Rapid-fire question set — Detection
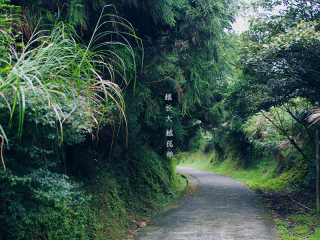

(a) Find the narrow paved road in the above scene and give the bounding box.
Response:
[135,167,278,240]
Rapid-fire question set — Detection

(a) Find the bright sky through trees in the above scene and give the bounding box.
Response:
[232,15,249,33]
[231,0,285,33]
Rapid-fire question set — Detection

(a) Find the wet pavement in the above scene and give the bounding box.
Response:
[135,167,278,240]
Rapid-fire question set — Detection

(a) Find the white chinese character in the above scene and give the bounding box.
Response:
[166,140,173,148]
[165,93,172,101]
[165,104,172,112]
[166,129,173,137]
[166,115,173,122]
[167,151,174,158]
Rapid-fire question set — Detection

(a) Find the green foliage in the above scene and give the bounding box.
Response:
[0,2,21,68]
[240,20,320,88]
[10,0,107,29]
[0,5,151,239]
[0,167,91,239]
[84,146,180,239]
[176,141,308,192]
[0,156,180,239]
[242,99,313,165]
[228,19,320,117]
[189,131,207,152]
[0,143,180,239]
[0,0,238,239]
[0,7,141,167]
[112,0,238,156]
[222,0,320,198]
[276,212,320,239]
[257,0,320,23]
[116,0,185,27]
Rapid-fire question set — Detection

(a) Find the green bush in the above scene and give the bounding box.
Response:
[0,167,91,239]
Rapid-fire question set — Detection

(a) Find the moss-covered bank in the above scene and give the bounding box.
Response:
[0,146,183,240]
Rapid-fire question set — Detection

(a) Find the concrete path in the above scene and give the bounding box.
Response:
[135,167,278,240]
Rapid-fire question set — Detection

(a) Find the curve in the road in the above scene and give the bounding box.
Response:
[135,167,278,240]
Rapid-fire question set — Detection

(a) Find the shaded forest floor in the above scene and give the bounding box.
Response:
[256,190,315,220]
[256,190,320,239]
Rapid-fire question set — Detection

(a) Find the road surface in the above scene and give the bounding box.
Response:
[135,167,278,240]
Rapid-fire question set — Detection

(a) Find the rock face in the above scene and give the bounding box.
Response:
[135,167,278,240]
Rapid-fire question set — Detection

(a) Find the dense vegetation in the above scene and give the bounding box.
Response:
[0,0,236,239]
[2,0,320,239]
[226,0,320,193]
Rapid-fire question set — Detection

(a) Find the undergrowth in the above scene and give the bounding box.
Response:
[176,149,307,193]
[0,8,183,239]
[0,146,181,240]
[276,211,320,239]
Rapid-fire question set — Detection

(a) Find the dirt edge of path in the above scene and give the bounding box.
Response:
[128,171,200,239]
[176,171,200,197]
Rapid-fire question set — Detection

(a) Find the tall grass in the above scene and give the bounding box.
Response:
[0,6,140,169]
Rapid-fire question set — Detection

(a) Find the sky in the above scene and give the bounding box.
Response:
[232,15,250,33]
[231,0,255,33]
[231,0,285,33]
